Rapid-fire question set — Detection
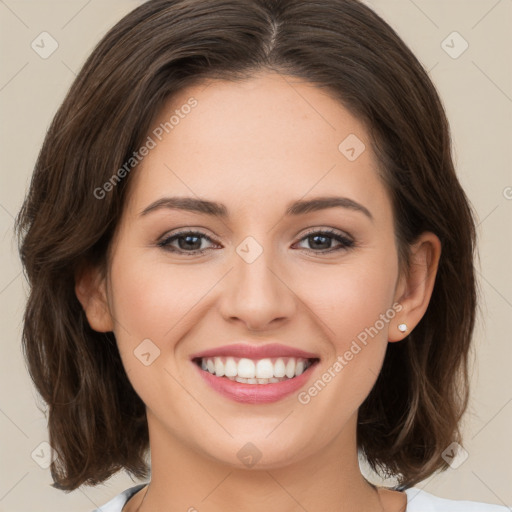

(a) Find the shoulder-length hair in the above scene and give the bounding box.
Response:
[16,0,477,491]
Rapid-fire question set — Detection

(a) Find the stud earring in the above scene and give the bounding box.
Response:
[398,323,408,333]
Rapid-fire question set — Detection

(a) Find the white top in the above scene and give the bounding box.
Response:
[93,483,510,511]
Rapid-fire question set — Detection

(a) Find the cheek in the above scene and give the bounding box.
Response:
[109,250,213,336]
[106,254,208,417]
[309,256,399,348]
[294,269,398,434]
[107,250,216,382]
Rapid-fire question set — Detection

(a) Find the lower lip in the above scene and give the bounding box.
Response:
[194,361,319,404]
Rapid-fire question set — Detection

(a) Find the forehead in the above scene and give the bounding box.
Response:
[124,71,391,224]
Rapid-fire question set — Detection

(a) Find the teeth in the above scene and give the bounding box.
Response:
[235,377,276,384]
[255,359,274,379]
[199,356,314,383]
[274,358,286,378]
[285,358,295,378]
[238,358,255,378]
[224,357,237,377]
[214,358,225,377]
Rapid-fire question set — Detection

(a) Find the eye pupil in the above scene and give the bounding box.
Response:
[309,234,330,250]
[179,235,201,250]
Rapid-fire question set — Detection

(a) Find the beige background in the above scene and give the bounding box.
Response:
[0,1,511,510]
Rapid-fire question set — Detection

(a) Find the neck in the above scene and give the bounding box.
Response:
[129,411,394,512]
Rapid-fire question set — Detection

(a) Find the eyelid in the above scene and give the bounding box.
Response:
[156,229,219,248]
[157,226,352,243]
[299,226,353,240]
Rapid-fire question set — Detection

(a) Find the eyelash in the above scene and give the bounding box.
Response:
[156,228,355,256]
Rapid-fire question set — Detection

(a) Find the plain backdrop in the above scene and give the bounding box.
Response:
[0,1,511,511]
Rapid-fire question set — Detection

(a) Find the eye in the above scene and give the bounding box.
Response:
[294,228,354,254]
[157,228,355,256]
[157,230,218,254]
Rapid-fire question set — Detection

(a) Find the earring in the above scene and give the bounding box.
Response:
[398,323,408,333]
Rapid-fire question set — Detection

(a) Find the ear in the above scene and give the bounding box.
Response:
[389,231,441,342]
[75,264,114,332]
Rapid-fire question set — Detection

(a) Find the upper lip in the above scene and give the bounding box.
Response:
[190,343,320,361]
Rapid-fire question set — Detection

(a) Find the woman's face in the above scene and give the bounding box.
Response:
[96,71,417,469]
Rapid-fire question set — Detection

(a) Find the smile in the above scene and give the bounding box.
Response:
[194,356,317,384]
[192,356,320,404]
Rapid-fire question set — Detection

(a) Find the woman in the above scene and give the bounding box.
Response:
[15,0,509,511]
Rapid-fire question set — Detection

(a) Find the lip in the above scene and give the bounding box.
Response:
[189,343,320,361]
[194,360,320,404]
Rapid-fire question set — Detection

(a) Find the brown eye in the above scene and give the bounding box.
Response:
[295,229,354,253]
[157,231,218,254]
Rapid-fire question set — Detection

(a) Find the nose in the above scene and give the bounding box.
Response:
[217,240,297,331]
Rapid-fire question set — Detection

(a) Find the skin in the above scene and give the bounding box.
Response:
[76,71,441,512]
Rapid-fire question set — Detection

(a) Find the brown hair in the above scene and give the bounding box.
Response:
[16,0,477,492]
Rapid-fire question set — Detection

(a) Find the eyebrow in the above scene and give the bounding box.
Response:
[139,195,373,221]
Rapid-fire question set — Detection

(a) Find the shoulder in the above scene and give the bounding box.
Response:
[92,484,511,512]
[405,487,510,511]
[92,483,148,512]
